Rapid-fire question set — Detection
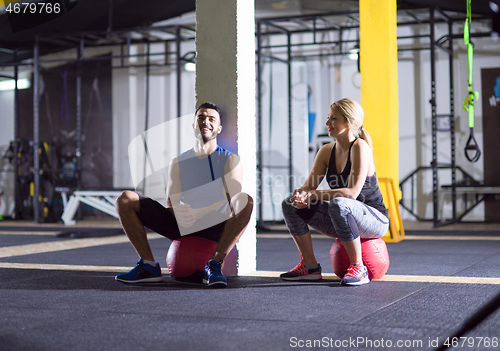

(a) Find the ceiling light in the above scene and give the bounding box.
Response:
[490,1,499,13]
[184,62,196,72]
[0,78,30,91]
[348,47,359,61]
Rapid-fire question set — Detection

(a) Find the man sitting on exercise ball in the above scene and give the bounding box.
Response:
[115,102,253,288]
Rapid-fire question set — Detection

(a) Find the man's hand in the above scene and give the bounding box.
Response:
[174,203,198,227]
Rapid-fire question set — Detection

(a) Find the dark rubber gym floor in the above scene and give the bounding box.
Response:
[1,220,500,351]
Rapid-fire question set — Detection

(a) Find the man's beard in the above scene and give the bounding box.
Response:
[201,129,218,143]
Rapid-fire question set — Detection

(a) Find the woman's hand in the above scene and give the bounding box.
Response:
[291,189,318,209]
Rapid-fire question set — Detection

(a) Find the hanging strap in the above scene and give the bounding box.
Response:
[462,0,481,162]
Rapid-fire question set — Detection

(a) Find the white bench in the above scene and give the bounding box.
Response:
[60,190,124,225]
[439,185,500,221]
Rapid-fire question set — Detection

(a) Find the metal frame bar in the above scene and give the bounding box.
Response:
[3,7,493,225]
[255,7,491,226]
[287,31,293,195]
[400,7,489,226]
[446,9,457,223]
[256,21,263,227]
[75,38,83,221]
[12,49,21,220]
[176,25,182,155]
[2,23,194,223]
[429,7,439,227]
[33,36,40,223]
[399,166,480,222]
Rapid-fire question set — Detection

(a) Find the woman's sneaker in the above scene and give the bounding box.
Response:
[280,261,322,281]
[340,261,369,286]
[115,259,163,283]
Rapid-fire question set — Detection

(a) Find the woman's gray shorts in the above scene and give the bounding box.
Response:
[281,195,389,242]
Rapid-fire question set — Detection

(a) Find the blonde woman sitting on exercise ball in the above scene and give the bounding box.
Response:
[280,98,389,286]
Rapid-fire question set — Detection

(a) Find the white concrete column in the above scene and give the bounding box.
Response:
[195,0,256,274]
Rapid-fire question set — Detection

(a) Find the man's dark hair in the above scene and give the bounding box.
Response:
[195,102,222,121]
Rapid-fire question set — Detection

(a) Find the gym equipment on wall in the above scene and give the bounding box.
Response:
[4,139,58,221]
[14,25,194,223]
[462,0,481,163]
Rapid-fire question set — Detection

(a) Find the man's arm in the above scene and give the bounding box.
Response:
[223,154,243,199]
[166,157,180,208]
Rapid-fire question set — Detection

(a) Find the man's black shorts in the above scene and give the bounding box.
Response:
[137,194,228,242]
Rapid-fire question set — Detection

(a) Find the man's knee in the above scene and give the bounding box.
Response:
[116,190,139,212]
[231,192,253,218]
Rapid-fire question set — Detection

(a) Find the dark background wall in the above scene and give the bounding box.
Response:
[17,55,113,220]
[481,67,500,222]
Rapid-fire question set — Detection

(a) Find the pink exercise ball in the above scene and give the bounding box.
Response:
[330,237,390,280]
[166,236,238,279]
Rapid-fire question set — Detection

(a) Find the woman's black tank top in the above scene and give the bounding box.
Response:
[325,140,388,217]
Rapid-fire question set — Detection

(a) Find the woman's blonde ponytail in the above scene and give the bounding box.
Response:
[359,126,373,149]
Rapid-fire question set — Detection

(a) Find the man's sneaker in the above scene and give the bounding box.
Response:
[115,259,163,283]
[203,260,227,287]
[340,261,369,286]
[280,261,322,281]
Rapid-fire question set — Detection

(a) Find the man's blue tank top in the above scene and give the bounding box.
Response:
[176,146,233,208]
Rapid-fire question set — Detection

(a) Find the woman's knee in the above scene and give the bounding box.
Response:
[328,197,354,215]
[282,195,311,225]
[281,195,294,212]
[328,198,358,241]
